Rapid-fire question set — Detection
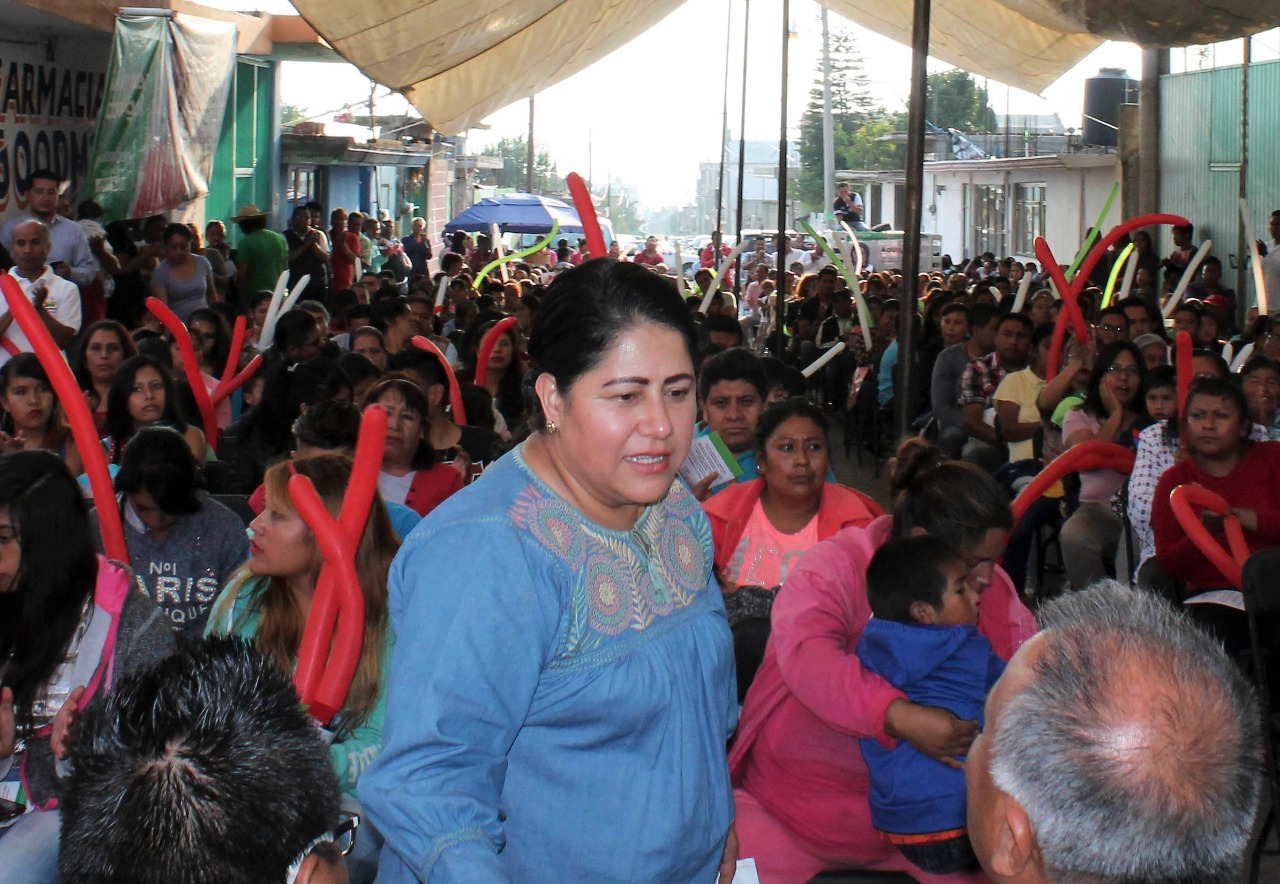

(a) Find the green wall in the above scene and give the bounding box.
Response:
[1160,58,1280,307]
[208,58,278,245]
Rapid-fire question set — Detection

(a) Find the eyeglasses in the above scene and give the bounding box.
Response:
[285,814,358,883]
[1099,324,1127,334]
[1105,364,1142,377]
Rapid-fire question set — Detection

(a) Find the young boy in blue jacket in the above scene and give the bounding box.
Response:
[856,535,1006,874]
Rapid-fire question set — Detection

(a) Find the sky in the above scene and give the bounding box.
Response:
[209,0,1155,208]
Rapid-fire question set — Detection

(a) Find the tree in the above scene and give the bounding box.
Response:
[280,103,306,126]
[798,24,902,209]
[478,137,560,193]
[926,71,996,133]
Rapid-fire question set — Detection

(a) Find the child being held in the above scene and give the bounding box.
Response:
[856,535,1006,875]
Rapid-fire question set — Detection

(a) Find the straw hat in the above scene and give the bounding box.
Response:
[231,204,269,222]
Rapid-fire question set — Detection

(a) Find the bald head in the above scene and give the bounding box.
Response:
[10,219,51,277]
[968,581,1262,883]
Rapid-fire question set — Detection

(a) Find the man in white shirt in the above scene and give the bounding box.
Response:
[1258,209,1280,314]
[1,219,82,365]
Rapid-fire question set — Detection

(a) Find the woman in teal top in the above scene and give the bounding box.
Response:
[359,260,739,883]
[206,454,399,883]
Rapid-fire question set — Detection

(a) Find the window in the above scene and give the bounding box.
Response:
[1013,183,1046,255]
[965,184,1005,257]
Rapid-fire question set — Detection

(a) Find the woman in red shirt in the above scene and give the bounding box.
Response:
[1152,376,1280,592]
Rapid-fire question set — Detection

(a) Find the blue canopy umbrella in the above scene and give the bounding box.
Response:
[443,192,586,235]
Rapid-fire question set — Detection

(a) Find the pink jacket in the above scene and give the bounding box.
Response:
[703,479,882,575]
[728,516,1036,855]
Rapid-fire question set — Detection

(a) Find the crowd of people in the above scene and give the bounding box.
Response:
[0,167,1271,884]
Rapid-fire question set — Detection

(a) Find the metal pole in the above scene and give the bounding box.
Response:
[773,0,790,358]
[526,96,535,193]
[715,0,733,236]
[896,0,931,441]
[821,7,835,218]
[1237,35,1251,329]
[734,0,751,297]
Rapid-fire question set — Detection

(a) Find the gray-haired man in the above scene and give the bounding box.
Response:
[966,581,1263,884]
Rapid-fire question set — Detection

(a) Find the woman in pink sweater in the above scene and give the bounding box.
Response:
[729,438,1036,883]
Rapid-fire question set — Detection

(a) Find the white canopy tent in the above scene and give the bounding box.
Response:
[288,0,1280,134]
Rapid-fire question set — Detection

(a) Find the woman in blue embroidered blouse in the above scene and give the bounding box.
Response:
[359,259,739,883]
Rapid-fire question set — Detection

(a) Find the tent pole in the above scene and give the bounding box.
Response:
[526,96,535,193]
[896,0,931,441]
[715,0,732,236]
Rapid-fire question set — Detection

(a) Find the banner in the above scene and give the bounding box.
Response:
[86,15,236,220]
[0,48,107,220]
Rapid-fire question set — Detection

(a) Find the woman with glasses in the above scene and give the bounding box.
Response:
[363,374,464,517]
[729,437,1034,884]
[1059,341,1146,591]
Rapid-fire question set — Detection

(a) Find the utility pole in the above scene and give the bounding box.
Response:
[526,96,535,193]
[821,7,835,221]
[773,0,790,358]
[715,0,733,236]
[733,0,751,296]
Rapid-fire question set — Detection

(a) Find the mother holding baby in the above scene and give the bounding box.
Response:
[729,437,1036,883]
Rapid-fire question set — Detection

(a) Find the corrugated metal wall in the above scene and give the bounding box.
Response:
[1160,59,1280,306]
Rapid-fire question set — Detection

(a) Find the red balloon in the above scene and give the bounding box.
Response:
[145,298,219,448]
[474,316,517,390]
[411,335,467,424]
[210,315,263,407]
[1035,237,1090,346]
[0,275,129,563]
[289,407,387,724]
[567,171,607,261]
[1011,441,1134,524]
[1169,484,1250,589]
[1175,330,1194,448]
[1073,213,1190,293]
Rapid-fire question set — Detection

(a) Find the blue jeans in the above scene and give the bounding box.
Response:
[0,809,61,884]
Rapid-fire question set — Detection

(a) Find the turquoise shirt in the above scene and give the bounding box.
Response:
[359,447,737,883]
[205,575,393,795]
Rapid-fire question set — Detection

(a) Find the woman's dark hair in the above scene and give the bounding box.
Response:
[1182,377,1250,449]
[162,222,193,245]
[115,426,203,516]
[292,398,361,452]
[134,332,175,370]
[1030,322,1056,351]
[350,326,386,352]
[364,373,436,468]
[105,355,187,462]
[755,398,829,453]
[188,307,232,373]
[1081,340,1145,419]
[0,450,98,732]
[526,260,696,429]
[249,289,274,315]
[0,354,61,445]
[72,320,137,393]
[888,437,1012,551]
[519,292,541,314]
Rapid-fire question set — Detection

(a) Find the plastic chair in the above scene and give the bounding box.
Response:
[1241,551,1280,882]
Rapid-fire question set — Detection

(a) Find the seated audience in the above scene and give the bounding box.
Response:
[363,374,463,517]
[0,353,82,476]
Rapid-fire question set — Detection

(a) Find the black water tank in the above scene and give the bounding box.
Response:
[1082,68,1138,147]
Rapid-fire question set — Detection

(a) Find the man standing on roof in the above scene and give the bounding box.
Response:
[834,182,867,231]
